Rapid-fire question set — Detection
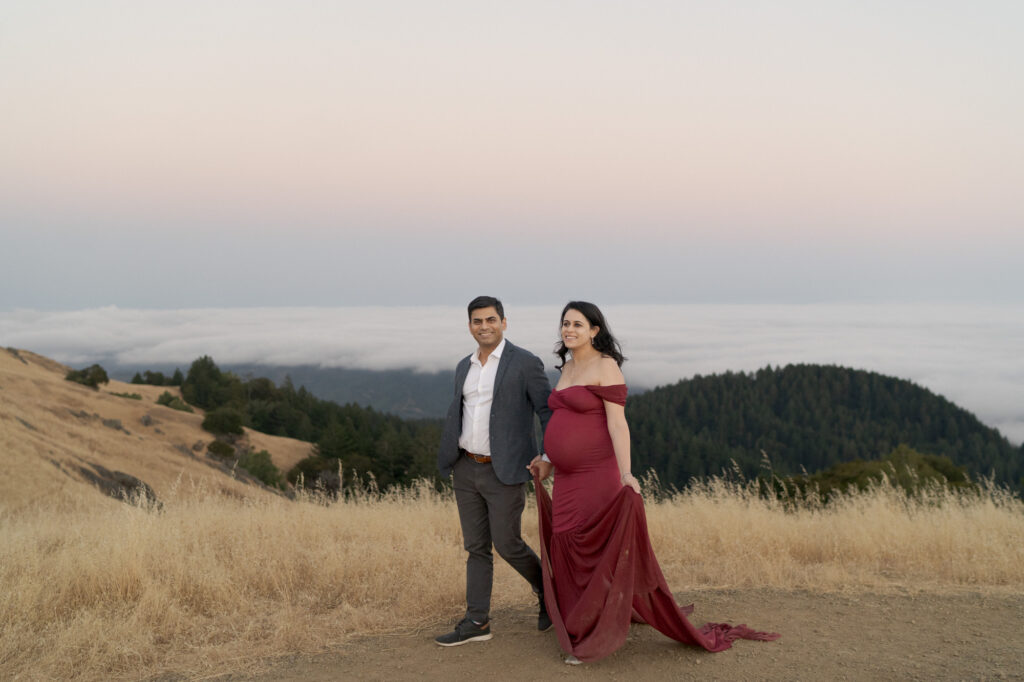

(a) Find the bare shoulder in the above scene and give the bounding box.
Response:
[598,357,625,385]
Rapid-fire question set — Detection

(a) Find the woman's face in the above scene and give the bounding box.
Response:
[561,308,598,351]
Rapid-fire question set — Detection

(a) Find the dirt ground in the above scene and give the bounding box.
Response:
[227,588,1024,681]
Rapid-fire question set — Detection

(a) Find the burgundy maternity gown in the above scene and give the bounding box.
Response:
[536,384,779,662]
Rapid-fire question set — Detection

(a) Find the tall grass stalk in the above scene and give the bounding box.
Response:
[2,475,1022,680]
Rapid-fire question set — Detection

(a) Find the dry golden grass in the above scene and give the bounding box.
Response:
[2,477,1023,680]
[0,482,468,680]
[645,475,1024,592]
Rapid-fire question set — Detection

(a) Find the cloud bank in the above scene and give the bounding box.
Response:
[3,303,1022,445]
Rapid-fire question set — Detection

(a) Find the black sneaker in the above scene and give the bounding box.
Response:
[434,618,492,646]
[538,594,553,632]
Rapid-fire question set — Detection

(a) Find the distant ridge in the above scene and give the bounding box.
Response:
[107,362,453,419]
[226,364,455,419]
[627,364,1024,490]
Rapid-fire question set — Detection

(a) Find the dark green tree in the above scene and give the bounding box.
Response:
[202,407,245,436]
[143,370,168,385]
[182,356,223,408]
[182,356,244,409]
[65,364,109,389]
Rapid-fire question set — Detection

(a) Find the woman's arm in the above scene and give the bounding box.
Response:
[600,359,640,494]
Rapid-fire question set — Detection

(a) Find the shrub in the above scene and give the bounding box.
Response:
[101,418,125,432]
[156,391,194,413]
[238,449,284,488]
[65,364,109,390]
[207,440,235,459]
[762,444,977,504]
[110,392,143,400]
[202,407,245,436]
[287,455,341,493]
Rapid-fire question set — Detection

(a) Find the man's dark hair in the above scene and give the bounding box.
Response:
[467,295,504,321]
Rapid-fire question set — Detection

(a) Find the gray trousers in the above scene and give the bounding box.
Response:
[453,454,543,623]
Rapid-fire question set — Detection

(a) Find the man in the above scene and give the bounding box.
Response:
[435,295,553,646]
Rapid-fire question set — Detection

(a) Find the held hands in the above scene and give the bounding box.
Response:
[621,472,641,495]
[528,455,553,481]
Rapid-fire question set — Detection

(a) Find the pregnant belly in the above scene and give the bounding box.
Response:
[545,411,616,474]
[546,410,621,533]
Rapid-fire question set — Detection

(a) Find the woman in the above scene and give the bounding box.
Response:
[528,301,778,664]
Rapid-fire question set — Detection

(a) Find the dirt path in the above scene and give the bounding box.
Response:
[233,588,1024,681]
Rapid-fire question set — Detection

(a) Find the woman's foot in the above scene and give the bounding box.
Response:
[564,654,582,665]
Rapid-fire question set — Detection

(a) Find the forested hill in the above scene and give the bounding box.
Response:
[626,364,1023,490]
[120,356,1021,493]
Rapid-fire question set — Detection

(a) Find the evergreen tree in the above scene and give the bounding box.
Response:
[202,407,245,436]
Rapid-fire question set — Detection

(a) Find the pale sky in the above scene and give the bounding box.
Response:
[2,1,1023,309]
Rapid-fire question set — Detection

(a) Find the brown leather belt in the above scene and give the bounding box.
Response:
[461,448,492,464]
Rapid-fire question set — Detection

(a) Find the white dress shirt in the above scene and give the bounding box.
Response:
[458,338,506,456]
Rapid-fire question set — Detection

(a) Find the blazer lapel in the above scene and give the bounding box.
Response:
[454,356,471,399]
[492,341,515,399]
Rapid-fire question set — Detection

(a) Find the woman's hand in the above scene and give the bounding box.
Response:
[528,455,553,481]
[621,472,640,495]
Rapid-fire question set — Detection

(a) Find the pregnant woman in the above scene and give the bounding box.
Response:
[529,301,778,664]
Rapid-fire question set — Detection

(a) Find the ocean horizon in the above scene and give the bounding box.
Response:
[3,302,1022,445]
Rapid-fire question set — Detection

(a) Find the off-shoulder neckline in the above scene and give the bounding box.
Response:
[552,383,627,392]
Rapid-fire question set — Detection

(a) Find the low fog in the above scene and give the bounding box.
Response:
[3,303,1021,445]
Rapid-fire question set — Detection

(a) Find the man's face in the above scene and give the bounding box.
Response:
[468,306,507,350]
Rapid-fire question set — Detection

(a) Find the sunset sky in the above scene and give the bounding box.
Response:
[2,1,1022,309]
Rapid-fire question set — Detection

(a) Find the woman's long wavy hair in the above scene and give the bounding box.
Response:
[554,301,626,370]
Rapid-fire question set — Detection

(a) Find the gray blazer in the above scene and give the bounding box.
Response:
[437,340,553,485]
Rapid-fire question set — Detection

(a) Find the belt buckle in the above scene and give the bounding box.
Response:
[463,449,490,463]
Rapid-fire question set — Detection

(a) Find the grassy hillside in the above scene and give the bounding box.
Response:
[0,348,312,513]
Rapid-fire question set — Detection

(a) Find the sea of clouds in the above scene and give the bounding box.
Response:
[3,303,1022,445]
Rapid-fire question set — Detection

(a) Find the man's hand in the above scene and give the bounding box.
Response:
[528,455,553,481]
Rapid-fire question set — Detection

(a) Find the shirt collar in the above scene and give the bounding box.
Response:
[472,337,507,365]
